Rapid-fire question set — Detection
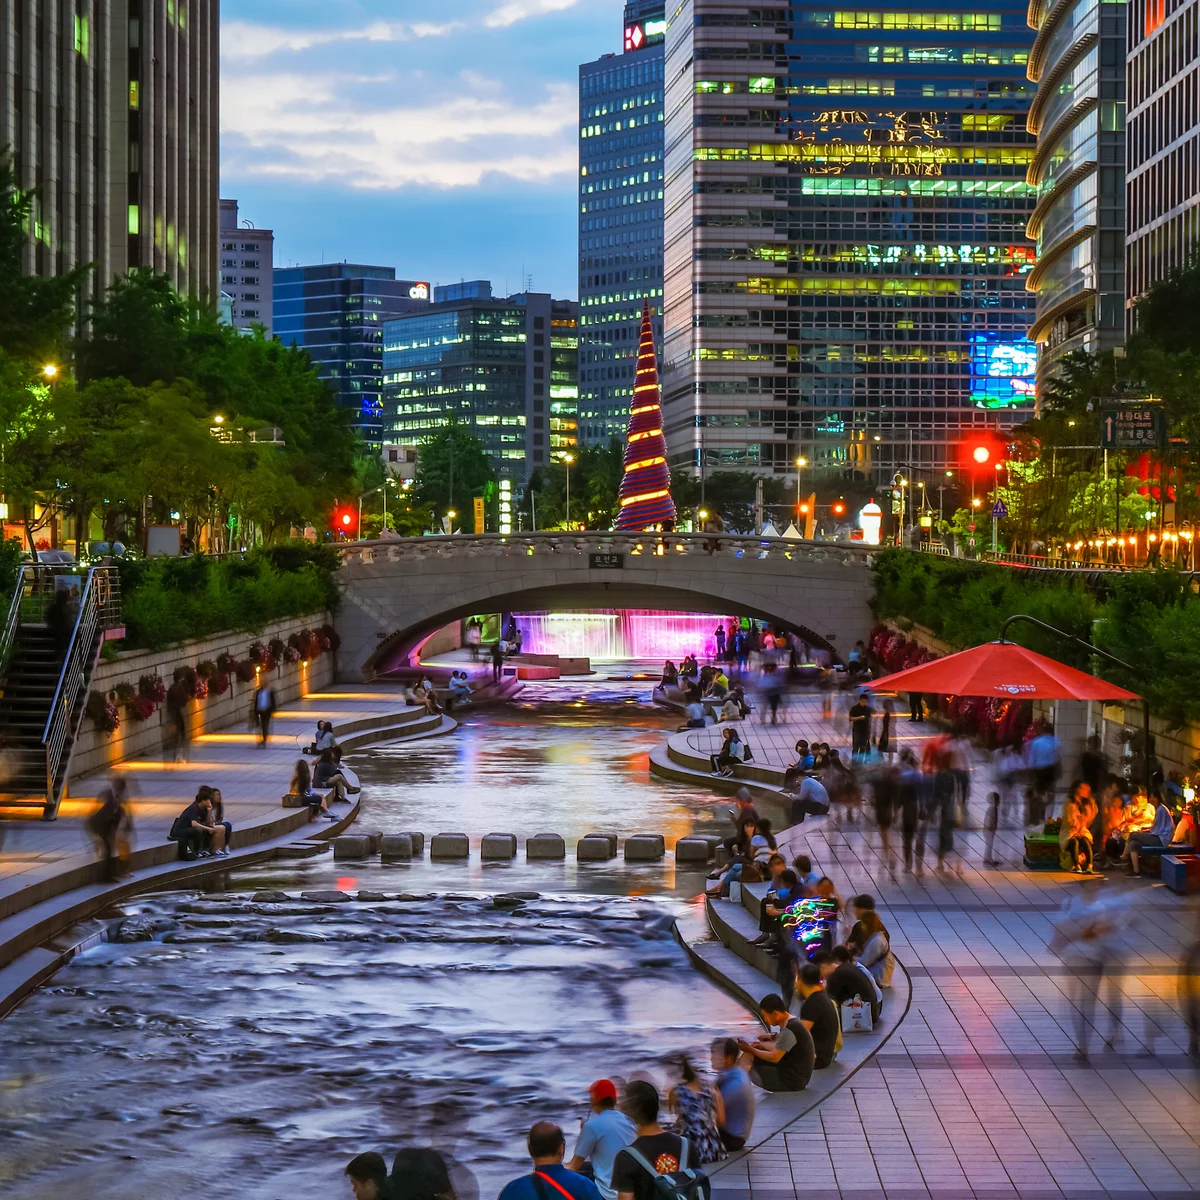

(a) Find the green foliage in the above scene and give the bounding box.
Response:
[117,545,337,650]
[873,549,1200,727]
[524,440,624,529]
[413,419,495,515]
[671,471,795,533]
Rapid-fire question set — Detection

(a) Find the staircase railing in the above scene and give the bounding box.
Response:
[0,565,35,681]
[40,565,121,820]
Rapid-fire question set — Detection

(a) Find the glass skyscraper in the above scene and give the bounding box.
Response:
[661,1,1039,486]
[382,285,578,483]
[577,1,666,445]
[273,264,431,444]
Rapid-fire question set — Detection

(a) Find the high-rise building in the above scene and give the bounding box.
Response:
[273,264,431,443]
[1126,0,1198,310]
[661,1,1039,486]
[577,0,666,446]
[219,200,274,335]
[1025,0,1126,387]
[0,0,219,299]
[382,285,578,482]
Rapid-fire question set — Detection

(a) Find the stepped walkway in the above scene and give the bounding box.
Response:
[0,684,454,1012]
[669,692,1200,1198]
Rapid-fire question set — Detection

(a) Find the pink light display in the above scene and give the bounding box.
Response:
[514,610,737,661]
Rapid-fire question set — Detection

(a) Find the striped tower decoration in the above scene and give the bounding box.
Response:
[616,302,676,531]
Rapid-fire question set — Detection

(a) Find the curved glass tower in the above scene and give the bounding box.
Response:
[1025,0,1126,386]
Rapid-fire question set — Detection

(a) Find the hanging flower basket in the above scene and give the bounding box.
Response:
[211,672,230,696]
[85,690,120,735]
[131,694,157,721]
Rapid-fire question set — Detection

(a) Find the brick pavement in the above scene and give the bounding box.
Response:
[0,684,414,911]
[702,692,1200,1198]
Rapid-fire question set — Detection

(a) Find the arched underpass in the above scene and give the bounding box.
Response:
[334,533,877,680]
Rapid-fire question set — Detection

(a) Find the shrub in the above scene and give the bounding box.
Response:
[196,659,217,679]
[114,681,136,705]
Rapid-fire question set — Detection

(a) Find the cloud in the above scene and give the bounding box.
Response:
[485,0,582,28]
[222,71,579,190]
[222,18,462,61]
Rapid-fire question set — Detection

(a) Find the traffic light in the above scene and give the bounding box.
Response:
[799,502,810,514]
[832,499,846,517]
[967,436,1005,471]
[332,505,357,538]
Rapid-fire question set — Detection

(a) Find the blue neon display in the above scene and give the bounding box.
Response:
[970,333,1037,408]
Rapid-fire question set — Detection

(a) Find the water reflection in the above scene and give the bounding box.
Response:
[0,891,755,1200]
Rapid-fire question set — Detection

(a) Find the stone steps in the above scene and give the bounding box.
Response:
[337,712,456,751]
[648,742,788,803]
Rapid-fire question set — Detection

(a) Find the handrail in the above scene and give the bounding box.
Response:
[40,565,119,819]
[0,565,34,678]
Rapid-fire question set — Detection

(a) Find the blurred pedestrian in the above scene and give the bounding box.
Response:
[849,691,873,759]
[252,678,276,747]
[87,777,132,881]
[898,749,921,874]
[983,791,1001,867]
[668,1054,725,1164]
[500,1122,603,1200]
[908,691,924,722]
[878,696,894,761]
[568,1080,636,1199]
[164,679,191,762]
[1025,724,1062,821]
[710,1038,755,1151]
[389,1147,458,1200]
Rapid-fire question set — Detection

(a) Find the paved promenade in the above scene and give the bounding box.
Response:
[703,692,1200,1199]
[0,683,413,913]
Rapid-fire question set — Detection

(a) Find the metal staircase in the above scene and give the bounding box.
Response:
[0,564,122,819]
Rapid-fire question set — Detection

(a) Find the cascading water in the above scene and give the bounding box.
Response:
[514,610,736,661]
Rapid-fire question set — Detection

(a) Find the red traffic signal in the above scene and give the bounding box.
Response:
[332,506,357,537]
[832,500,846,516]
[966,436,1006,471]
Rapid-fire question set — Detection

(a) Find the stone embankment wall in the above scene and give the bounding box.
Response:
[70,613,335,780]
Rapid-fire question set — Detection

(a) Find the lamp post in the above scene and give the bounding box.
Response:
[795,455,807,522]
[561,453,575,530]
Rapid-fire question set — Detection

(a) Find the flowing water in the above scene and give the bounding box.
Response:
[0,684,765,1200]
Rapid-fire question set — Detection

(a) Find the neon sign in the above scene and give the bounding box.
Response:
[408,282,430,300]
[624,18,666,51]
[969,333,1037,408]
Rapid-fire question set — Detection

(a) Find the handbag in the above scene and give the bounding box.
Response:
[841,997,873,1033]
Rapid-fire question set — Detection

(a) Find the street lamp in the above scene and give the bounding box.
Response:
[795,455,808,520]
[561,453,575,530]
[41,363,57,380]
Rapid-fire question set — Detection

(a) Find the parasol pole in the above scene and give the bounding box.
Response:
[998,614,1151,794]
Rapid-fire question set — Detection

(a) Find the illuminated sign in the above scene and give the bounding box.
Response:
[969,333,1037,409]
[624,18,666,51]
[408,282,430,300]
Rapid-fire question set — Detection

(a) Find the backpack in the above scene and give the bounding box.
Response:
[623,1138,710,1200]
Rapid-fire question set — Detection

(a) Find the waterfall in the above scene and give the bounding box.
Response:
[513,610,735,661]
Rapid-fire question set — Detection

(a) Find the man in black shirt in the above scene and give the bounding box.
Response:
[817,946,882,1024]
[612,1081,702,1200]
[736,994,815,1092]
[795,963,839,1068]
[848,695,873,757]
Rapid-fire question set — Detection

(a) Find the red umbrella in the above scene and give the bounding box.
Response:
[863,640,1141,702]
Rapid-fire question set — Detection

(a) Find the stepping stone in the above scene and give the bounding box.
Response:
[381,833,413,860]
[526,833,566,859]
[407,832,425,856]
[251,890,290,902]
[588,833,619,855]
[431,832,470,859]
[300,890,352,902]
[482,832,518,860]
[367,831,384,854]
[333,835,371,859]
[625,834,665,861]
[577,835,616,861]
[357,890,388,902]
[675,836,714,863]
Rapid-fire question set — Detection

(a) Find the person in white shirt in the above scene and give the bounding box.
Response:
[568,1079,635,1200]
[1123,797,1176,875]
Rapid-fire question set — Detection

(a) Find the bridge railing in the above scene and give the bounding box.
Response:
[337,531,879,566]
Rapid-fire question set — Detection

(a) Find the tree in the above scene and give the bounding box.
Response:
[523,440,624,529]
[412,420,494,515]
[0,147,89,362]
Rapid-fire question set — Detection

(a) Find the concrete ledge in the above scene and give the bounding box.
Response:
[625,833,665,861]
[526,833,566,859]
[431,832,470,859]
[577,835,615,861]
[381,833,413,859]
[481,832,518,860]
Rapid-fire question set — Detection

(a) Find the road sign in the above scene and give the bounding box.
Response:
[589,552,624,569]
[1101,404,1165,450]
[473,496,485,535]
[967,521,976,532]
[991,498,1008,518]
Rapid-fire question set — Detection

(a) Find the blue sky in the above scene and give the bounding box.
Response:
[221,1,618,299]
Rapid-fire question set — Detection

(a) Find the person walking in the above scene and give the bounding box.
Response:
[908,691,924,722]
[667,1055,725,1164]
[252,679,276,747]
[983,791,1001,866]
[714,625,727,662]
[164,679,191,763]
[86,778,132,881]
[898,749,921,874]
[710,1038,755,1151]
[491,639,504,683]
[878,696,893,760]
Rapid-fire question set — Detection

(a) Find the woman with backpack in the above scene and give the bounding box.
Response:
[667,1055,725,1164]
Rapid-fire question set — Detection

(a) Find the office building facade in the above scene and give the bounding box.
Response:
[577,0,666,445]
[1025,0,1126,386]
[219,199,273,335]
[273,264,431,443]
[661,1,1039,485]
[1126,0,1199,309]
[0,0,218,299]
[382,284,578,483]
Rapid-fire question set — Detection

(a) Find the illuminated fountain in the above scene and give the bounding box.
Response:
[514,610,736,661]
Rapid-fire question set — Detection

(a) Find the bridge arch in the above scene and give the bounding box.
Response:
[334,533,877,681]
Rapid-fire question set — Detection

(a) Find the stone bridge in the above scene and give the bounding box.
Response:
[335,532,878,680]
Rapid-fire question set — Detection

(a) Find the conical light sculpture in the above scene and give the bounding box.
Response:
[616,301,676,531]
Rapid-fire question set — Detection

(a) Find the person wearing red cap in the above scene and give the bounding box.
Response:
[567,1080,636,1200]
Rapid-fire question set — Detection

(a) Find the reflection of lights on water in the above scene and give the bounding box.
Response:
[337,876,357,891]
[514,610,738,660]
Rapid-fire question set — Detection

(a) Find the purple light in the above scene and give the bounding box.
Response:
[513,610,737,660]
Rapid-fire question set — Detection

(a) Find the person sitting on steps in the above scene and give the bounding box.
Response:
[290,758,337,821]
